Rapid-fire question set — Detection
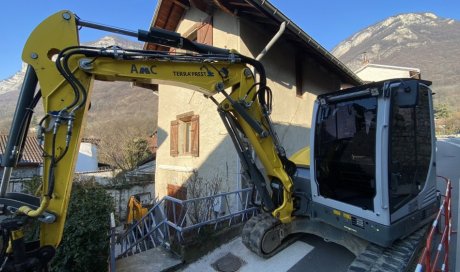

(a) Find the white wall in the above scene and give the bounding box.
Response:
[356,66,417,82]
[75,142,98,173]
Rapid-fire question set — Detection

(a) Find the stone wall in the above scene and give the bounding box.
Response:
[76,170,155,221]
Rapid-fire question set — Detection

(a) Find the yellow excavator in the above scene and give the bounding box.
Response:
[0,11,437,271]
[125,193,152,228]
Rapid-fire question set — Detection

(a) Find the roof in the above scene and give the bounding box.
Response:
[147,0,362,86]
[0,135,42,166]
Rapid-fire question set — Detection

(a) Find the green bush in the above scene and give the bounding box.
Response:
[51,180,114,272]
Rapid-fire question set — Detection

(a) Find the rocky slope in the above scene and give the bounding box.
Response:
[332,13,460,109]
[0,36,157,134]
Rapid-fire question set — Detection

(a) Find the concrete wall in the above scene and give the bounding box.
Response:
[77,170,154,220]
[0,166,41,192]
[154,9,344,199]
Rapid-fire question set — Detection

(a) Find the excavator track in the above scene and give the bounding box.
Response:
[242,213,297,258]
[347,226,428,272]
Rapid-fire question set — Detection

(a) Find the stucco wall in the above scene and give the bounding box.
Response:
[155,9,241,199]
[239,19,342,155]
[154,9,344,199]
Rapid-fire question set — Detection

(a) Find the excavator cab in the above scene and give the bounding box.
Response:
[308,79,438,247]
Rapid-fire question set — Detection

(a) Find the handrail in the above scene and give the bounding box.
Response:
[116,188,258,258]
[108,212,117,272]
[416,176,452,272]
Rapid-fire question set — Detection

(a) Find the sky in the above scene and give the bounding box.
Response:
[0,0,459,80]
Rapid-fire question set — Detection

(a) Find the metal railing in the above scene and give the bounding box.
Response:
[416,176,453,272]
[109,213,117,272]
[117,188,258,258]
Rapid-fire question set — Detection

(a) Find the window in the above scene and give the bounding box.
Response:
[170,112,199,157]
[389,86,432,213]
[314,96,378,211]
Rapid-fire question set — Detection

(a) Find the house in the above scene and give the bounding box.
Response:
[75,138,101,173]
[0,135,42,192]
[146,0,362,199]
[355,63,421,82]
[76,134,157,220]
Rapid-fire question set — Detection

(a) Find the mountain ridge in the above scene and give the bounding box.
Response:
[0,35,157,135]
[332,12,460,109]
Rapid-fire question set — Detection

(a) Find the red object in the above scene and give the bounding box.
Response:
[416,176,452,272]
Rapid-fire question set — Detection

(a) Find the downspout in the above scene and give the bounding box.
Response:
[247,21,287,191]
[256,21,286,61]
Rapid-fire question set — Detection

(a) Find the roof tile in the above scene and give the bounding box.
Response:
[0,135,42,165]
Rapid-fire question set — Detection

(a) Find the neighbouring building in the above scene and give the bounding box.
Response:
[355,63,421,82]
[146,0,362,200]
[0,135,42,192]
[75,138,101,173]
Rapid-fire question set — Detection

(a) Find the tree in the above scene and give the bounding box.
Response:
[51,180,114,272]
[186,171,223,224]
[434,103,451,119]
[94,120,153,172]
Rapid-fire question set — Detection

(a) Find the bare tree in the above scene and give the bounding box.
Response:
[186,171,223,224]
[89,119,154,172]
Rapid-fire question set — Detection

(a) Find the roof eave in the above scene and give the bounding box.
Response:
[246,0,362,86]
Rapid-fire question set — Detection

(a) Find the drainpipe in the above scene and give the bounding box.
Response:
[251,21,286,94]
[244,21,286,195]
[256,21,286,61]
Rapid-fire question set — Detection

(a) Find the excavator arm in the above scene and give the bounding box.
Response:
[0,10,296,270]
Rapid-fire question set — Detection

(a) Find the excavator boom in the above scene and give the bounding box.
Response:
[0,10,296,270]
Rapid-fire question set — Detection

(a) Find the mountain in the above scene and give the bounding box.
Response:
[332,13,460,109]
[0,63,28,96]
[84,35,143,49]
[0,35,157,134]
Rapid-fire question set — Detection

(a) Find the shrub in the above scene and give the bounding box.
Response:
[51,180,114,272]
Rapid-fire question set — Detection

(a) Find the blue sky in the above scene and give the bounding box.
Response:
[0,0,459,80]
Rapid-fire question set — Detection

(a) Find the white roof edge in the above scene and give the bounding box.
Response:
[355,63,421,74]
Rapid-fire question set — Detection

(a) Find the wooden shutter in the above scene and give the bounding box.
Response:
[191,115,199,157]
[170,120,179,157]
[197,17,213,45]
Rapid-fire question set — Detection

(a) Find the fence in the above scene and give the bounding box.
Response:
[109,213,117,272]
[117,187,258,258]
[416,176,453,272]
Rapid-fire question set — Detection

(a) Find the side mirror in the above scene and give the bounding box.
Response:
[392,80,419,108]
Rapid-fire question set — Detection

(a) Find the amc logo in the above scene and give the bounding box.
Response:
[131,64,157,74]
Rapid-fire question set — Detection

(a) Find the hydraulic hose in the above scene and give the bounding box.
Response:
[17,196,51,218]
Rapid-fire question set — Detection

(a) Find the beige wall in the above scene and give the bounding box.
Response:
[154,9,344,199]
[155,9,240,199]
[239,20,341,155]
[356,66,418,82]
